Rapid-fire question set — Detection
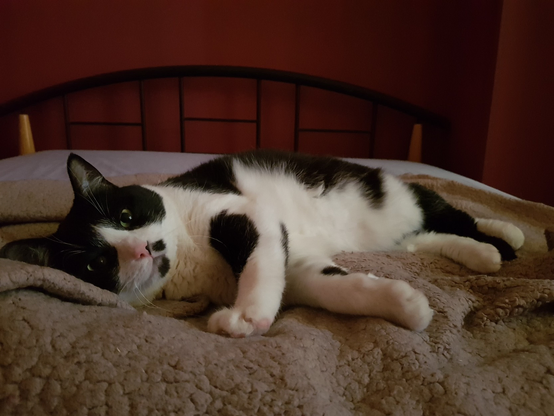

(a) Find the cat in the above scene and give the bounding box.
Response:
[0,150,525,337]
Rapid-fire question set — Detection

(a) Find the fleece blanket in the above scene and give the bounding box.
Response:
[1,174,553,416]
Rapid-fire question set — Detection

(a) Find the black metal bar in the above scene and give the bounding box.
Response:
[139,80,147,151]
[69,121,142,126]
[178,77,185,152]
[255,79,261,149]
[0,66,450,129]
[62,94,72,149]
[293,84,300,152]
[299,128,371,134]
[183,117,256,123]
[369,103,379,158]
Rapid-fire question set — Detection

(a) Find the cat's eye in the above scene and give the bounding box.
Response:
[119,208,133,228]
[87,255,107,272]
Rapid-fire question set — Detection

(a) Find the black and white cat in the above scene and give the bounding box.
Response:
[0,151,524,337]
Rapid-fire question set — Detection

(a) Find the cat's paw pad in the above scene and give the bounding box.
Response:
[207,307,274,338]
[388,281,433,332]
[465,243,502,273]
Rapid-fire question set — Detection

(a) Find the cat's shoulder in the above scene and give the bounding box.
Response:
[160,150,385,195]
[160,154,238,194]
[159,150,292,193]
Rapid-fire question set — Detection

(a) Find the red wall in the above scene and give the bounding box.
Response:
[0,0,502,179]
[483,0,554,206]
[4,2,552,204]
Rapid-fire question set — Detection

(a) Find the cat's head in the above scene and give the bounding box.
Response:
[0,154,175,304]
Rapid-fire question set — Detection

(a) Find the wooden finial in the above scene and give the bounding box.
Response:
[19,114,36,155]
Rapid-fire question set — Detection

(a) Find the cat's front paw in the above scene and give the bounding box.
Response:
[387,280,433,332]
[207,307,274,338]
[465,243,502,273]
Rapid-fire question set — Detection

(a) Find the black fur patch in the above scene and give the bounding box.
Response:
[234,150,385,206]
[104,185,166,230]
[162,157,240,194]
[321,266,348,276]
[157,256,170,277]
[151,239,166,252]
[209,211,260,276]
[408,182,516,261]
[280,222,289,266]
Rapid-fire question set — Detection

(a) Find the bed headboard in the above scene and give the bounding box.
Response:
[0,66,449,161]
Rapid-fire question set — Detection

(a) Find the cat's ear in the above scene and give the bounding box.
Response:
[67,153,114,196]
[0,237,55,267]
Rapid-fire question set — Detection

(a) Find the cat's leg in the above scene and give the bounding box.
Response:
[408,183,517,261]
[401,232,502,273]
[283,257,433,332]
[207,211,287,338]
[475,218,525,250]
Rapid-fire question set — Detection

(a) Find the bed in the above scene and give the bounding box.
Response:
[1,67,553,416]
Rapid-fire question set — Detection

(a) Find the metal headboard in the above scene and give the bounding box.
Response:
[2,66,449,159]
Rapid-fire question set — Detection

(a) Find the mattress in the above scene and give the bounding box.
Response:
[0,149,514,198]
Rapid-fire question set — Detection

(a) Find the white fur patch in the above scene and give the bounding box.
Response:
[402,232,502,273]
[476,218,525,250]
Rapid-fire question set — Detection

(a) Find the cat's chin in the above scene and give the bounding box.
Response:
[119,276,168,306]
[118,255,171,306]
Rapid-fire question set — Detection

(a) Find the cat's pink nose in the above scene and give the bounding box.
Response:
[133,244,152,260]
[117,239,152,261]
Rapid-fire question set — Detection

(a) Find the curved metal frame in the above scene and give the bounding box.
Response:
[3,66,449,156]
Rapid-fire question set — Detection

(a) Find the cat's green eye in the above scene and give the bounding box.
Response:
[87,255,107,272]
[119,208,133,228]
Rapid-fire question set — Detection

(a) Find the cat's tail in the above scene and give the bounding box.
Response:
[408,182,519,261]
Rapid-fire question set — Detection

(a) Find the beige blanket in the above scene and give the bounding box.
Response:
[1,174,553,416]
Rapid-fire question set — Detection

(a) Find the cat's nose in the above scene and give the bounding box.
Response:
[133,244,152,260]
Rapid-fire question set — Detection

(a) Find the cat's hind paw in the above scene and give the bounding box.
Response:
[207,307,274,338]
[476,219,525,250]
[502,223,525,250]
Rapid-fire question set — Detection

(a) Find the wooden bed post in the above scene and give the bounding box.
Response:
[19,114,36,155]
[408,123,422,163]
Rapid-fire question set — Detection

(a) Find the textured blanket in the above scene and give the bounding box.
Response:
[1,174,553,416]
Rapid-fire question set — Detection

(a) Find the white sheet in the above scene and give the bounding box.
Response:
[0,150,514,198]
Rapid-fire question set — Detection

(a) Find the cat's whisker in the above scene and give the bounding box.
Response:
[87,189,108,218]
[104,191,111,217]
[46,235,84,249]
[60,249,86,258]
[186,234,228,247]
[119,276,138,294]
[83,194,103,217]
[132,283,172,313]
[162,226,181,237]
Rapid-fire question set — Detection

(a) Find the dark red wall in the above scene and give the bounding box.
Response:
[0,1,502,176]
[4,2,552,204]
[483,1,554,206]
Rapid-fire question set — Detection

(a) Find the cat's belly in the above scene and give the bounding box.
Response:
[266,175,423,257]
